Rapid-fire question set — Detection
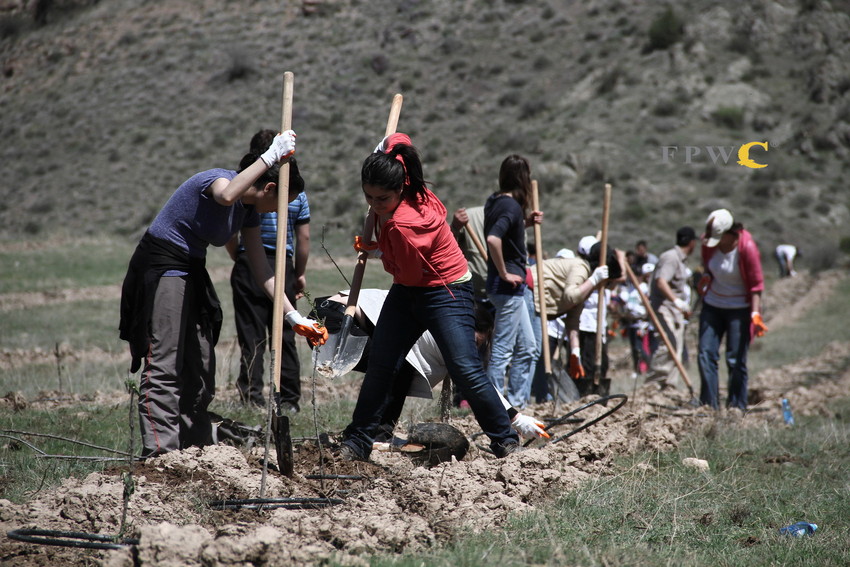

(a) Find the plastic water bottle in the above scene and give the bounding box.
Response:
[782,398,795,426]
[779,521,817,537]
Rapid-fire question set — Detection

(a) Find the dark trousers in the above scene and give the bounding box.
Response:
[577,330,610,397]
[139,275,214,457]
[342,282,518,458]
[230,251,300,408]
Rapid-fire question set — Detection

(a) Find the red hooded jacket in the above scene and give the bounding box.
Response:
[378,188,469,287]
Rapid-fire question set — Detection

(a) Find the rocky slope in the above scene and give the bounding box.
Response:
[1,0,849,261]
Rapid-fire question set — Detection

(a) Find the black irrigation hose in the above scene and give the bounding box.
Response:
[6,528,138,550]
[304,474,364,481]
[546,394,628,445]
[473,395,628,452]
[209,497,344,511]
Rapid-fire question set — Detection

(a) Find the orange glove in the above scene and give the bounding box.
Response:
[569,348,585,380]
[353,235,381,258]
[285,311,329,346]
[752,312,768,338]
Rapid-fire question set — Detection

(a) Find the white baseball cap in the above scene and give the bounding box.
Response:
[641,262,656,275]
[577,235,598,257]
[705,209,733,248]
[556,248,575,259]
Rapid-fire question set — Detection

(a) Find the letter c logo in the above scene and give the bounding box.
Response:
[737,141,768,169]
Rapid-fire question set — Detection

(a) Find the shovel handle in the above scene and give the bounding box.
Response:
[345,94,403,317]
[531,180,551,374]
[271,72,294,392]
[464,224,488,262]
[624,262,694,395]
[593,183,611,384]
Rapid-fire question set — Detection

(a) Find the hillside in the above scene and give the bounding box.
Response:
[1,0,849,262]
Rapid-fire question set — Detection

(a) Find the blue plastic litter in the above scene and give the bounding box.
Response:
[779,522,817,537]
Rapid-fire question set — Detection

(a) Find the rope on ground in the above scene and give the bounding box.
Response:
[0,429,134,457]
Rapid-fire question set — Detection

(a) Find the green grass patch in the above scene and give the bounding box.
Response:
[371,399,850,567]
[0,403,135,502]
[1,299,123,350]
[0,238,135,294]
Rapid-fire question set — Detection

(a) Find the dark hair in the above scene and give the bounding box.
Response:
[361,142,427,200]
[588,242,623,280]
[498,154,532,211]
[238,129,304,194]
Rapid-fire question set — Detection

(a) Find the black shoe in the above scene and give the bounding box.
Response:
[493,441,524,458]
[338,443,367,462]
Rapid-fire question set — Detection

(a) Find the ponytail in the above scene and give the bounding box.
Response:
[361,135,427,201]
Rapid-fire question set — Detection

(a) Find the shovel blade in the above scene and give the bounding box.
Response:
[312,316,369,378]
[549,360,581,403]
[272,414,294,477]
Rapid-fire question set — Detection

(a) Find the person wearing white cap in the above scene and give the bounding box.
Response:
[574,239,625,397]
[647,226,698,389]
[697,209,768,410]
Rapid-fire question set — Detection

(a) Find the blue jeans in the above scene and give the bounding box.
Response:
[697,303,751,409]
[342,282,519,458]
[487,288,540,409]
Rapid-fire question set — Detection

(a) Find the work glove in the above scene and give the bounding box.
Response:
[569,347,585,380]
[374,135,389,153]
[752,312,768,338]
[512,413,550,439]
[674,298,690,313]
[353,235,382,258]
[285,310,328,346]
[587,265,609,287]
[260,130,296,167]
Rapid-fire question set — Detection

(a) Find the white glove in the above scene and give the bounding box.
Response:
[260,130,296,167]
[674,298,690,313]
[285,310,328,347]
[284,310,313,328]
[587,265,609,287]
[374,135,389,153]
[512,413,550,439]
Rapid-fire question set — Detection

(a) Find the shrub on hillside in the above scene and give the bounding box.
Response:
[647,7,684,52]
[711,106,745,129]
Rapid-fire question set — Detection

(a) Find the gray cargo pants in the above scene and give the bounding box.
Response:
[138,275,215,457]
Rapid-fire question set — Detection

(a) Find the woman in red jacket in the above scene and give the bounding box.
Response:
[339,133,522,460]
[697,208,769,410]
